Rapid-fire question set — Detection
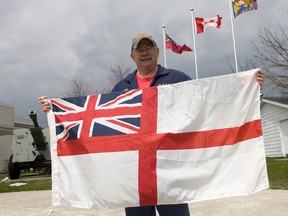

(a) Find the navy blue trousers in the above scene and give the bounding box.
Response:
[125,203,190,216]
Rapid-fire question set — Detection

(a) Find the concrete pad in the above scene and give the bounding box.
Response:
[0,189,287,216]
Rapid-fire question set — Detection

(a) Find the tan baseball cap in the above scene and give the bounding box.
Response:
[131,33,157,50]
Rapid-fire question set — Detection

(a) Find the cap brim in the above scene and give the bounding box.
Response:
[132,37,156,50]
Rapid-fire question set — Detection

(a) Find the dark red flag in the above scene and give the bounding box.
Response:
[165,34,192,54]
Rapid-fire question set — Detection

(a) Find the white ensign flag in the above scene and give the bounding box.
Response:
[48,69,269,209]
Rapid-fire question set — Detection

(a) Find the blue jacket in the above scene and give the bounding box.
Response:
[111,65,191,92]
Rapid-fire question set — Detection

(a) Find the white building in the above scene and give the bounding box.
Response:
[0,103,33,172]
[261,97,288,157]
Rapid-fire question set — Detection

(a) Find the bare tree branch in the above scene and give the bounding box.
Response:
[251,24,288,95]
[100,61,131,93]
[59,61,131,98]
[60,74,91,97]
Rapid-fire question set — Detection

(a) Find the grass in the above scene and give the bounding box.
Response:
[0,170,51,193]
[0,157,287,193]
[266,157,288,190]
[0,178,51,193]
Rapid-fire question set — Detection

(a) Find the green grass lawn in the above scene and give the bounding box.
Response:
[0,170,51,193]
[0,178,51,192]
[266,157,288,190]
[0,157,287,193]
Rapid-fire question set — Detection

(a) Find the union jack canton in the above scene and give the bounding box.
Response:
[51,89,143,143]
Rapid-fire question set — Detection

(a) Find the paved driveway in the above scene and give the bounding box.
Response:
[0,189,287,216]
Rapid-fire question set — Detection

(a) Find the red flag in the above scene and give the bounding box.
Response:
[165,34,192,54]
[195,15,222,34]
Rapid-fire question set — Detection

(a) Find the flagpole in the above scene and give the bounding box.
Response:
[190,7,199,79]
[228,0,239,73]
[162,25,167,68]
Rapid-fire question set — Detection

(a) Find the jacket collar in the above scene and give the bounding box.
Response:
[125,64,168,83]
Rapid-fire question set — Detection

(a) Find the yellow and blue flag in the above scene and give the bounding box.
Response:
[232,0,258,18]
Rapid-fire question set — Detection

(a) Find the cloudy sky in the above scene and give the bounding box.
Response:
[0,0,287,125]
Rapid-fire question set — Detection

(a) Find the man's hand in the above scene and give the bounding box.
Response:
[256,68,265,88]
[38,96,51,113]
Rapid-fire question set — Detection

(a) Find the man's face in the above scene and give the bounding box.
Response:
[130,39,159,69]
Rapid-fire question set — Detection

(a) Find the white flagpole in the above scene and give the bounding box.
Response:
[190,8,199,79]
[228,0,239,73]
[162,25,167,68]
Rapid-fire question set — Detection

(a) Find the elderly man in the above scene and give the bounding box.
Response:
[41,33,265,216]
[112,33,192,216]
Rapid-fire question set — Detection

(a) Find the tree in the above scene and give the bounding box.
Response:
[227,55,258,73]
[60,61,131,97]
[100,61,131,93]
[60,74,91,97]
[252,24,288,95]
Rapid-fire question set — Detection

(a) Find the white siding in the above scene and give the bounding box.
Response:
[0,135,12,172]
[14,115,33,128]
[261,103,288,157]
[280,120,288,156]
[0,104,14,126]
[0,104,14,172]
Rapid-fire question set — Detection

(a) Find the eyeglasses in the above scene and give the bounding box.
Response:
[133,46,156,54]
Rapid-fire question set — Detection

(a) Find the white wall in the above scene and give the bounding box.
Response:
[0,104,14,172]
[261,102,288,157]
[279,120,288,157]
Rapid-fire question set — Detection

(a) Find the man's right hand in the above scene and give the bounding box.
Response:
[40,99,52,113]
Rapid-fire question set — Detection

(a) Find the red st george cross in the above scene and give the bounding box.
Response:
[51,87,262,206]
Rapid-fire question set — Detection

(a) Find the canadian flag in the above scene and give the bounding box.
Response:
[195,15,222,34]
